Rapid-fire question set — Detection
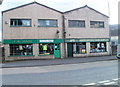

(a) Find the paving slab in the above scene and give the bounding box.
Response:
[1,56,117,68]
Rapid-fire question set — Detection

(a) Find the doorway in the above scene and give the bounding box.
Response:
[67,43,73,57]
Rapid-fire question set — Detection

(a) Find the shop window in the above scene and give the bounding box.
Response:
[38,19,58,27]
[73,43,86,54]
[10,44,33,56]
[10,19,31,27]
[68,20,85,28]
[39,44,54,55]
[90,21,104,28]
[90,42,106,53]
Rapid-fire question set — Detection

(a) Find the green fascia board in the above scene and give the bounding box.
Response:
[3,39,64,44]
[3,39,37,44]
[65,38,110,42]
[54,39,64,43]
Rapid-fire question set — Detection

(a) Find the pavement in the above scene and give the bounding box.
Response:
[1,56,117,68]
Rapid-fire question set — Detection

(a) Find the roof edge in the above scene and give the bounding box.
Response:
[64,5,109,18]
[2,1,63,14]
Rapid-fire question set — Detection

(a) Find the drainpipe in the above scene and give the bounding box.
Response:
[62,15,66,58]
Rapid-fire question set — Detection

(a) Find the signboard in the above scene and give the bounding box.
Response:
[40,40,54,43]
[65,38,110,42]
[3,39,63,44]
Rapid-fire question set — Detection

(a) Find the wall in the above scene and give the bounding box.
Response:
[64,6,109,39]
[3,3,63,40]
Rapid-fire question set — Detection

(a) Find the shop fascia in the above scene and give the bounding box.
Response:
[3,39,63,44]
[65,38,110,43]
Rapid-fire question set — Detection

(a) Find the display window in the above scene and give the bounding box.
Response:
[73,42,86,54]
[10,44,33,56]
[90,42,106,53]
[39,44,54,55]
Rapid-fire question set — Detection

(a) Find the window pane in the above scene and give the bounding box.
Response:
[18,19,22,26]
[22,20,31,26]
[90,21,104,28]
[38,19,58,27]
[10,19,17,26]
[73,43,86,54]
[90,42,106,53]
[39,44,54,55]
[69,20,85,27]
[10,19,31,27]
[10,44,33,56]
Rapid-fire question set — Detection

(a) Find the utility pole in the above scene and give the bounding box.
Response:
[107,0,112,56]
[62,15,66,58]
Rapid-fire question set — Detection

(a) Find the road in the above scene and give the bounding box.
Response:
[2,60,119,85]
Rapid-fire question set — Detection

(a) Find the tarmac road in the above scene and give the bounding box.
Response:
[2,60,118,85]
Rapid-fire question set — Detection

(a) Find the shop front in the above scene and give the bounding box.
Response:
[65,38,110,58]
[3,39,63,60]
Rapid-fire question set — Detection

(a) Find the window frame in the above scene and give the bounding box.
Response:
[38,19,58,27]
[73,42,87,54]
[9,44,33,56]
[68,20,85,28]
[10,19,32,27]
[90,21,105,28]
[39,43,54,55]
[90,42,107,53]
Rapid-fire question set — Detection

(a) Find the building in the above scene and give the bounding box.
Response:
[110,24,118,46]
[64,5,110,57]
[2,2,110,60]
[109,24,118,55]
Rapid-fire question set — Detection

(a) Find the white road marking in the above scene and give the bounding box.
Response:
[104,82,116,85]
[112,78,118,81]
[83,78,118,85]
[84,83,96,85]
[98,80,110,84]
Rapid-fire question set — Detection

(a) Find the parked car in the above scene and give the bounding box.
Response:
[117,44,120,59]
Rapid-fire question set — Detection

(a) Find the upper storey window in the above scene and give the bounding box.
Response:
[10,19,31,27]
[38,19,58,27]
[90,21,104,28]
[68,20,85,28]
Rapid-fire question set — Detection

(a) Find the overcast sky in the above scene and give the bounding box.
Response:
[0,0,119,41]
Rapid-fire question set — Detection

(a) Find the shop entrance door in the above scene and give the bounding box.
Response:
[67,43,73,57]
[54,44,61,58]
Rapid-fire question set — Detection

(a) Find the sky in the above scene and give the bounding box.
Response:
[0,0,119,41]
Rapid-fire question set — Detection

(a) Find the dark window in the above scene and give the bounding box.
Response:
[90,42,106,53]
[68,20,85,27]
[39,44,54,55]
[10,19,31,27]
[73,42,86,54]
[10,44,33,56]
[90,21,104,28]
[38,19,58,27]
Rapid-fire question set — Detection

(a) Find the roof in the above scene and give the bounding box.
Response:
[2,1,63,14]
[2,2,109,18]
[64,5,109,18]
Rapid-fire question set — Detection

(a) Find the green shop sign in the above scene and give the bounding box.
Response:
[3,39,63,44]
[65,38,110,42]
